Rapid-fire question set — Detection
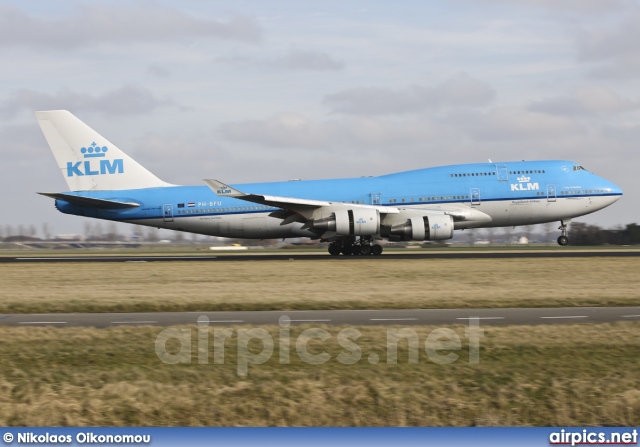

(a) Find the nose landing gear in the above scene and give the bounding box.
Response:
[557,220,570,246]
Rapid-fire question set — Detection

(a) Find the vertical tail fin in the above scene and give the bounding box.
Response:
[35,110,171,191]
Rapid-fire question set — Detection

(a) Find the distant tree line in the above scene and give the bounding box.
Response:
[0,222,638,246]
[568,223,640,246]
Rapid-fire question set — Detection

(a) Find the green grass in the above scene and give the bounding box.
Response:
[0,258,639,314]
[1,323,639,426]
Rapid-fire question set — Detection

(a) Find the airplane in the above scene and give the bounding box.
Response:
[35,110,623,255]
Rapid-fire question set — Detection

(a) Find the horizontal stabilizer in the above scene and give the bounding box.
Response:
[38,192,140,209]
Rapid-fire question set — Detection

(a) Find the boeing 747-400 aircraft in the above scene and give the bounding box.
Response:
[35,110,623,255]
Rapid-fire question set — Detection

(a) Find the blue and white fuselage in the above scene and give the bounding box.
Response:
[35,111,622,254]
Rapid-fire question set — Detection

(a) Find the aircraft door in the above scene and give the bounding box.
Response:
[370,192,382,205]
[163,204,174,222]
[496,164,508,181]
[547,184,556,202]
[471,188,481,206]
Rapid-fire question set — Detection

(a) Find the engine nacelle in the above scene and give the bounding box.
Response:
[389,214,454,241]
[312,208,380,236]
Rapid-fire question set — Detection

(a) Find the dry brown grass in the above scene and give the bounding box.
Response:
[0,322,639,426]
[0,258,638,313]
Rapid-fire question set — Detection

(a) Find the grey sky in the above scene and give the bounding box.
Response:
[0,4,261,48]
[324,74,496,115]
[1,0,638,237]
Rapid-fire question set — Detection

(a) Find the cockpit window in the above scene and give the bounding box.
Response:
[573,165,587,171]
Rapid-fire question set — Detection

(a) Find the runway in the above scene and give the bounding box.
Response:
[2,307,639,328]
[2,250,640,263]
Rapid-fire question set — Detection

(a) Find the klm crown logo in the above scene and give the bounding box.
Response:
[511,174,539,191]
[67,142,124,177]
[355,217,367,224]
[81,142,108,158]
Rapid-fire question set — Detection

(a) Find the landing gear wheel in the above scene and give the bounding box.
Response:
[557,220,570,246]
[328,243,342,256]
[359,245,371,256]
[342,245,353,256]
[371,244,383,256]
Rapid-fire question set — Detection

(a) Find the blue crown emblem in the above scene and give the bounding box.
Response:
[81,142,108,158]
[355,217,367,224]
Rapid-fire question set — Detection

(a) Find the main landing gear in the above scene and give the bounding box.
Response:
[328,237,383,256]
[557,220,569,246]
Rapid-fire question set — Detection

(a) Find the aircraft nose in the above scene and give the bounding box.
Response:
[609,182,622,196]
[612,183,623,196]
[605,181,623,203]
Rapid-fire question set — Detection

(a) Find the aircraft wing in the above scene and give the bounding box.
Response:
[38,192,140,209]
[203,179,399,214]
[203,179,490,239]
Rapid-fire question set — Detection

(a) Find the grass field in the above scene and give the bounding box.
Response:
[0,257,638,314]
[0,322,639,426]
[1,254,638,427]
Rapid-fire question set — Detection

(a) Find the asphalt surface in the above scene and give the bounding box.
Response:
[1,307,639,328]
[1,250,640,263]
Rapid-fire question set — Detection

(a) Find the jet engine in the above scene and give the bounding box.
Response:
[312,208,380,236]
[389,214,454,241]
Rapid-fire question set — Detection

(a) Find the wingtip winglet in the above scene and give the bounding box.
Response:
[203,179,244,197]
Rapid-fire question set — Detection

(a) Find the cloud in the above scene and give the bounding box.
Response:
[0,123,47,162]
[576,12,640,78]
[216,49,345,72]
[0,4,261,49]
[0,86,180,119]
[220,102,585,153]
[602,123,640,141]
[221,113,335,148]
[147,64,171,78]
[528,86,639,116]
[323,74,495,115]
[474,0,633,14]
[220,112,443,149]
[269,49,345,71]
[458,106,585,141]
